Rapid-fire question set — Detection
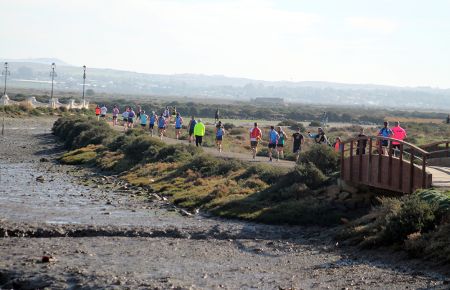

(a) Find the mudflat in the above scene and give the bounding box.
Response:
[0,117,448,289]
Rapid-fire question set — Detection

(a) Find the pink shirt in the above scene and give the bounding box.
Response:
[391,126,406,144]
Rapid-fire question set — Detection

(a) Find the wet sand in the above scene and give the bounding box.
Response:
[0,118,448,289]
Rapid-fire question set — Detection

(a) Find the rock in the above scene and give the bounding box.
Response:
[35,176,45,183]
[179,209,193,217]
[326,185,340,198]
[340,217,350,224]
[338,191,351,200]
[41,256,55,263]
[39,157,50,162]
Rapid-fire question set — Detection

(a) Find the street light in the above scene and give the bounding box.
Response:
[82,65,86,102]
[2,62,10,96]
[50,62,57,99]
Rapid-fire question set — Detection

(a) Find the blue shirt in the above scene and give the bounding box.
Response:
[150,115,156,125]
[189,120,197,131]
[269,130,279,144]
[140,114,147,125]
[379,127,393,138]
[216,128,224,137]
[158,117,166,128]
[175,116,182,128]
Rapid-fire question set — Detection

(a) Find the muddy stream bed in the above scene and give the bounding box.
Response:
[0,118,448,289]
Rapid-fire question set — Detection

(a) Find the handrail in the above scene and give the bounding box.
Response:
[420,140,450,150]
[341,136,429,155]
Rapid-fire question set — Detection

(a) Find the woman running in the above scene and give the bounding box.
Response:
[95,105,101,121]
[268,126,279,162]
[112,105,119,126]
[249,122,262,160]
[158,113,166,140]
[175,112,183,139]
[276,126,287,161]
[122,108,129,131]
[215,121,225,152]
[128,108,136,129]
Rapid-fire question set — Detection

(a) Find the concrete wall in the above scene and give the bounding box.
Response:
[0,94,89,109]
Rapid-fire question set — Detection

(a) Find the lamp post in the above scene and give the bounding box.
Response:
[50,62,57,99]
[2,62,10,96]
[82,65,86,102]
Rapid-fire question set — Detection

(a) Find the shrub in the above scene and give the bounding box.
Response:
[184,154,244,177]
[123,135,164,161]
[309,120,321,127]
[154,144,201,163]
[278,119,305,131]
[223,123,235,130]
[299,144,339,174]
[229,127,247,135]
[383,195,439,243]
[239,164,286,185]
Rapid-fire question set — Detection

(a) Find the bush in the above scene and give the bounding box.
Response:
[154,144,201,163]
[299,145,339,174]
[383,195,439,243]
[309,120,321,127]
[122,135,164,161]
[223,123,235,130]
[239,164,286,184]
[278,120,305,131]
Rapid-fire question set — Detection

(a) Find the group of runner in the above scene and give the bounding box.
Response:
[95,104,408,161]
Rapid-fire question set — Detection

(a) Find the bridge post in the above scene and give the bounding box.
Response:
[368,138,373,184]
[399,144,404,191]
[422,153,427,188]
[358,138,363,182]
[388,142,393,186]
[340,143,345,180]
[349,141,354,182]
[409,151,415,193]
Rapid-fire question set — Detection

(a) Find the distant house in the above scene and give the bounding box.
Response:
[254,97,284,105]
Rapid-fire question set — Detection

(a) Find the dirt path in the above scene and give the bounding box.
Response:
[0,118,449,289]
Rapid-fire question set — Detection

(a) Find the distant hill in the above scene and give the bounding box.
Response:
[2,59,450,110]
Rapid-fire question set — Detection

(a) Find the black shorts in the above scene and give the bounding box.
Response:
[189,129,194,136]
[100,114,106,118]
[293,146,301,153]
[176,127,182,130]
[250,141,258,148]
[158,127,165,130]
[381,140,389,147]
[128,118,134,123]
[149,124,154,129]
[216,136,223,141]
[112,116,117,119]
[268,143,276,149]
[277,144,284,148]
[123,118,127,122]
[141,124,146,128]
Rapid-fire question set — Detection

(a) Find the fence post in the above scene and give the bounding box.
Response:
[409,150,415,193]
[388,141,393,186]
[340,143,345,180]
[399,144,404,191]
[368,137,373,184]
[422,153,427,188]
[349,141,354,182]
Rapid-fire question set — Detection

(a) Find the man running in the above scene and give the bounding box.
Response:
[139,110,148,129]
[249,122,262,160]
[95,105,101,121]
[194,119,205,147]
[276,126,287,161]
[292,127,304,162]
[100,104,107,120]
[188,116,197,144]
[158,113,166,140]
[268,126,279,162]
[149,111,157,136]
[215,108,220,124]
[112,105,119,126]
[215,121,225,152]
[175,112,183,139]
[378,121,393,155]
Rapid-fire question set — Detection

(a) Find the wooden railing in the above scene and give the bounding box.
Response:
[340,136,435,193]
[421,141,450,158]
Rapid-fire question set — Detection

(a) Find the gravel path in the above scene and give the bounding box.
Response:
[0,117,448,289]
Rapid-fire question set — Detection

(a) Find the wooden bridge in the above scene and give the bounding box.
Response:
[340,137,450,193]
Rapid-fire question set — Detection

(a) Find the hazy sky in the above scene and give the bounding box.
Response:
[1,0,450,87]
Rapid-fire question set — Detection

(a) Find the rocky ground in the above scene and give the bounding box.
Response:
[0,117,449,289]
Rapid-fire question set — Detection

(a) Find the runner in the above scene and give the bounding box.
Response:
[100,104,107,120]
[188,116,197,144]
[249,122,262,160]
[308,127,328,145]
[128,108,136,129]
[172,107,177,119]
[276,126,287,161]
[194,119,205,147]
[95,105,101,121]
[378,121,393,155]
[356,128,368,155]
[122,108,129,130]
[332,137,342,153]
[215,108,220,124]
[158,113,166,140]
[391,121,407,152]
[215,121,225,152]
[163,106,170,122]
[112,105,119,126]
[139,110,148,129]
[292,127,304,162]
[175,112,183,139]
[268,126,279,162]
[149,111,157,137]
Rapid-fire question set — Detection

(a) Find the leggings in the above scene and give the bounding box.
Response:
[195,135,203,147]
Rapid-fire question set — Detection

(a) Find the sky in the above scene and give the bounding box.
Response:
[1,0,450,88]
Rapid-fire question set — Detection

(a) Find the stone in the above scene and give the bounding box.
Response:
[338,191,351,200]
[39,157,50,162]
[35,176,45,183]
[326,185,340,198]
